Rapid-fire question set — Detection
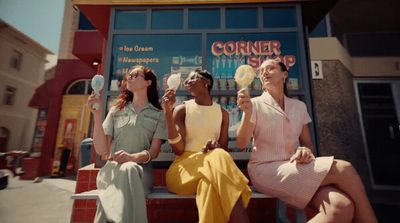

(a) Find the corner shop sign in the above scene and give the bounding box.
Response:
[211,40,296,69]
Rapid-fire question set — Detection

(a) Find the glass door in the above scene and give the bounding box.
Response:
[355,80,400,188]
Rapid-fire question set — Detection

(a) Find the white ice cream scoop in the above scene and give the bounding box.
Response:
[234,65,255,89]
[167,73,181,91]
[91,74,104,110]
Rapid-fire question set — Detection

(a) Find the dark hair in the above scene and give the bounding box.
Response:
[114,65,162,110]
[194,69,213,92]
[277,62,288,72]
[277,62,289,96]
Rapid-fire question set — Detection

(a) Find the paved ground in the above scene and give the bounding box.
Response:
[0,170,76,223]
[1,169,399,222]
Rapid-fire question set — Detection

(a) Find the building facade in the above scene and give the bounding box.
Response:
[31,0,400,219]
[307,1,400,212]
[29,0,100,176]
[0,20,51,153]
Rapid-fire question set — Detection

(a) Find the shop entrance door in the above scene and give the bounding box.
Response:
[51,80,92,176]
[355,80,400,188]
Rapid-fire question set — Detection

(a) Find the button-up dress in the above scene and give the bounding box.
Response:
[94,102,167,223]
[248,91,333,208]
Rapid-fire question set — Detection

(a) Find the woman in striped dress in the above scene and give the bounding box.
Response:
[236,59,377,223]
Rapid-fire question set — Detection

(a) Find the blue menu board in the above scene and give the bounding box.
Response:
[111,34,202,91]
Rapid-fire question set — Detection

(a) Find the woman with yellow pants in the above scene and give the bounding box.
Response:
[162,69,251,223]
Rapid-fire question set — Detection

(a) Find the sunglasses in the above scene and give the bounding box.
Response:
[127,72,145,80]
[183,73,208,86]
[258,63,287,76]
[258,65,278,76]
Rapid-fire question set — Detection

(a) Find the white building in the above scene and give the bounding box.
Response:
[0,20,52,152]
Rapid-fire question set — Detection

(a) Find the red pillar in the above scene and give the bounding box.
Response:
[38,60,96,176]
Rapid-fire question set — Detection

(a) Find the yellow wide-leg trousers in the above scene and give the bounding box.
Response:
[166,149,251,223]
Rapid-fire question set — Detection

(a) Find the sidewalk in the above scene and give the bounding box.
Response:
[0,170,76,223]
[1,170,398,222]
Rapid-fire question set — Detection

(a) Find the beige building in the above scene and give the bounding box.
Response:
[0,20,52,152]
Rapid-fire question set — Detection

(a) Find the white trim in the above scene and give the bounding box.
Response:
[325,14,332,37]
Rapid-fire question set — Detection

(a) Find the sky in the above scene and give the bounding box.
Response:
[0,0,65,54]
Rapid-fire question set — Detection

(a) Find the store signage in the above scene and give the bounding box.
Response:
[211,40,296,70]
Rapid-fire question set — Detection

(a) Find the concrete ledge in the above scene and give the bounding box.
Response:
[71,186,272,200]
[71,189,99,200]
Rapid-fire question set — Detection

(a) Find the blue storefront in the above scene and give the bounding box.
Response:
[100,3,318,153]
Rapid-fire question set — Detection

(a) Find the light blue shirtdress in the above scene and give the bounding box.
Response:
[94,102,167,223]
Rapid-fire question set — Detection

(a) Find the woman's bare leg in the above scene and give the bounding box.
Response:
[320,159,378,223]
[308,186,354,223]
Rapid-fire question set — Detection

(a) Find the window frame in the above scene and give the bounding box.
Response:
[354,78,400,190]
[9,50,23,70]
[2,85,17,106]
[65,79,92,95]
[102,3,316,157]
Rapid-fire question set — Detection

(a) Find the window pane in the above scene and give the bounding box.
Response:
[347,33,400,57]
[78,12,95,30]
[3,86,17,105]
[152,10,183,29]
[111,34,202,91]
[115,11,147,30]
[263,7,296,28]
[67,81,86,94]
[206,33,300,89]
[226,8,257,29]
[310,17,328,37]
[357,83,400,185]
[188,9,220,29]
[9,50,23,70]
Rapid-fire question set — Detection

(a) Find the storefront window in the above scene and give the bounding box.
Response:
[188,9,220,29]
[115,10,147,30]
[66,80,92,95]
[225,8,258,29]
[206,32,301,145]
[151,10,183,29]
[31,109,48,152]
[111,34,202,91]
[263,7,297,28]
[108,5,312,153]
[207,32,301,90]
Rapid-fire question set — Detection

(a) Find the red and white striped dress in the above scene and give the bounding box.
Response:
[248,91,333,209]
